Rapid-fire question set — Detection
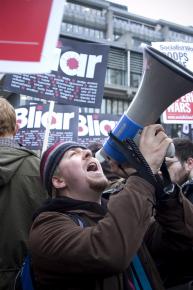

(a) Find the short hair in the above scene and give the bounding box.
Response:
[173,138,193,163]
[0,97,16,137]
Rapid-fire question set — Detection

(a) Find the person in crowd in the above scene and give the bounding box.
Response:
[165,137,193,203]
[29,124,193,290]
[141,137,193,289]
[0,97,48,290]
[102,137,193,289]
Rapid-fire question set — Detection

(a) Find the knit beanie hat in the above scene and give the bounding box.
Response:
[40,142,86,195]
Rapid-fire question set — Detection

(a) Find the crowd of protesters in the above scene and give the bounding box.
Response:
[1,96,193,290]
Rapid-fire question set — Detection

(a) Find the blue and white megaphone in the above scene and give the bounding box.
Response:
[96,45,193,164]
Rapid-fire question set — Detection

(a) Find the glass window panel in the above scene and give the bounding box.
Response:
[105,69,126,86]
[118,100,124,115]
[124,101,129,112]
[105,69,110,84]
[130,73,141,88]
[66,23,73,32]
[112,100,118,115]
[95,108,100,113]
[101,98,106,114]
[89,29,95,37]
[111,70,122,85]
[88,108,94,113]
[78,26,83,34]
[106,99,112,114]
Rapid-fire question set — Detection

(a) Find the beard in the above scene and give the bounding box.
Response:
[88,175,109,192]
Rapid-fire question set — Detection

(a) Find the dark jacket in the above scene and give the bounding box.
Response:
[29,175,166,290]
[30,173,193,290]
[145,190,193,288]
[181,179,193,203]
[0,143,48,290]
[104,177,193,288]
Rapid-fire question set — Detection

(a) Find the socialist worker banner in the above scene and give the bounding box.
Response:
[162,91,193,124]
[152,42,193,124]
[3,38,109,108]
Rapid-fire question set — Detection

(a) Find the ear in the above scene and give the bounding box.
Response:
[186,157,193,170]
[52,175,66,190]
[13,123,19,136]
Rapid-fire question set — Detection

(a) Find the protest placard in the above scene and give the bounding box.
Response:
[78,113,119,146]
[162,91,193,124]
[3,38,109,108]
[152,42,193,124]
[0,0,64,73]
[15,104,119,150]
[15,104,79,150]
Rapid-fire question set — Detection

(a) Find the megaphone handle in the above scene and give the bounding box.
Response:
[109,132,156,185]
[109,132,169,202]
[134,130,175,158]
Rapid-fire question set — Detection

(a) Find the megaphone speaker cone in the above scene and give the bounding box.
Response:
[97,45,193,164]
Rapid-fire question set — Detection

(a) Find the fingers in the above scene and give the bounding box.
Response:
[159,135,173,152]
[140,124,172,149]
[139,124,173,174]
[140,124,164,142]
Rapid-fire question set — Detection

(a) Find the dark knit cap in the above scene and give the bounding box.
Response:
[40,142,86,195]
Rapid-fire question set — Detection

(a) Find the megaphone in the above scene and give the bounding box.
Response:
[96,45,193,164]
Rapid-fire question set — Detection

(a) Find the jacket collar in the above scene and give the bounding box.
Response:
[33,196,107,220]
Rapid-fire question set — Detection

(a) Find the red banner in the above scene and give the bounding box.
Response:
[0,0,52,61]
[162,92,193,124]
[0,0,64,73]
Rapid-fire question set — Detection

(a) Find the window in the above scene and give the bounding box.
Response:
[80,98,129,115]
[130,52,143,88]
[106,48,128,86]
[169,30,193,42]
[105,69,125,86]
[130,73,141,88]
[61,22,104,39]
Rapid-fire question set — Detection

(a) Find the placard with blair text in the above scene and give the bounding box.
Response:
[3,38,109,108]
[15,104,79,150]
[15,104,120,150]
[78,112,119,146]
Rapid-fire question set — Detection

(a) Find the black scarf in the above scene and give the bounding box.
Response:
[33,196,107,221]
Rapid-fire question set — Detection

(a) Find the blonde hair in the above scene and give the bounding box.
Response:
[0,97,16,137]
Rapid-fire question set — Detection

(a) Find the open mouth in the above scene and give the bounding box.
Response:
[87,162,98,172]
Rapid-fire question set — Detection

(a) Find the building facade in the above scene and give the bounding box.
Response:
[60,0,193,117]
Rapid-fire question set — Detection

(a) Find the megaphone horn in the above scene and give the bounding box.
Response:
[96,45,193,164]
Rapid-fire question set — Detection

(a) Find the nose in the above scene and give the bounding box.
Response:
[82,149,92,159]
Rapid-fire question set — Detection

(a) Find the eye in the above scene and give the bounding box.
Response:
[70,151,76,157]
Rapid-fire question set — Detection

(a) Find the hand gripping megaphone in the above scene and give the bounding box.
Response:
[95,45,193,164]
